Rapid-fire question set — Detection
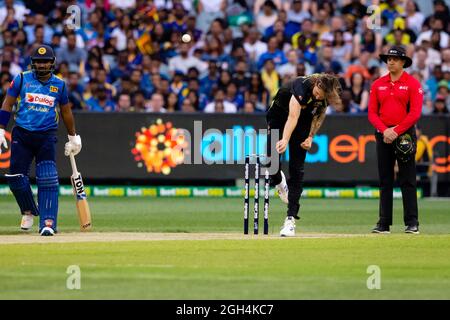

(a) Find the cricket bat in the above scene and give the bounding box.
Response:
[69,153,92,231]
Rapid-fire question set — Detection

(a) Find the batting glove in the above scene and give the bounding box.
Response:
[65,134,82,156]
[0,128,7,154]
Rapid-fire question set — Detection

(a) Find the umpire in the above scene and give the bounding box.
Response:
[368,45,424,234]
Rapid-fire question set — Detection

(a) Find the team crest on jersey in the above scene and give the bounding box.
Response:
[26,93,55,107]
[50,86,58,93]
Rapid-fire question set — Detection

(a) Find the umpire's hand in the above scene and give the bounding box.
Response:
[383,127,398,144]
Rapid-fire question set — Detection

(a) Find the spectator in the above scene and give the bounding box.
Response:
[125,38,143,68]
[56,33,87,73]
[411,47,431,80]
[341,0,367,20]
[349,72,369,112]
[186,90,200,111]
[132,91,147,112]
[442,48,450,73]
[437,79,450,105]
[0,0,29,25]
[180,97,196,112]
[261,59,280,101]
[345,51,372,84]
[86,86,116,112]
[110,13,133,51]
[379,0,404,28]
[185,16,202,42]
[168,42,207,76]
[314,45,343,75]
[277,49,299,79]
[196,0,226,34]
[405,1,425,37]
[415,125,434,182]
[331,30,352,69]
[146,92,166,113]
[217,69,233,92]
[333,89,360,114]
[109,0,136,11]
[200,59,219,97]
[166,92,179,112]
[204,88,237,113]
[246,72,269,107]
[1,0,447,116]
[67,72,86,111]
[243,27,268,64]
[232,60,251,94]
[96,69,116,98]
[313,8,330,38]
[291,19,317,50]
[225,82,244,110]
[257,36,287,69]
[24,14,53,45]
[415,18,449,49]
[423,0,450,31]
[242,101,256,113]
[168,3,187,33]
[117,93,132,112]
[353,29,380,58]
[287,0,310,24]
[256,0,278,34]
[23,0,56,15]
[433,95,448,114]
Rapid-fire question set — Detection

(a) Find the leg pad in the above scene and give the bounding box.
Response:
[36,161,59,231]
[6,174,39,216]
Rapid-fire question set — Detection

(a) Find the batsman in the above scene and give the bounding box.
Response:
[0,45,82,236]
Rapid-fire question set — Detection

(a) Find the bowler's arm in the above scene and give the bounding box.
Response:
[308,106,327,138]
[281,95,302,142]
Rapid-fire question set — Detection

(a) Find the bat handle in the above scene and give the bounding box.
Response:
[69,153,78,174]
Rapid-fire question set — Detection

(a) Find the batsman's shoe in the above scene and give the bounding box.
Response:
[40,227,55,236]
[20,213,34,231]
[276,171,289,204]
[405,225,419,234]
[280,216,296,237]
[371,224,390,234]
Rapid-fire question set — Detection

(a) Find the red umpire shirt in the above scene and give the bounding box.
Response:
[368,71,423,134]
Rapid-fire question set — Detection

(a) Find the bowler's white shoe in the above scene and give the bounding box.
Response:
[280,216,296,237]
[20,214,34,231]
[40,227,55,236]
[276,171,289,204]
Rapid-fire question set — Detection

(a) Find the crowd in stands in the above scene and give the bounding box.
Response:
[0,0,449,114]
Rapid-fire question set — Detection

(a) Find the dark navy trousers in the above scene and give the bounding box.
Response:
[9,126,57,175]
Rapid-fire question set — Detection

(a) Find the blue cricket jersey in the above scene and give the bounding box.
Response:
[7,71,69,132]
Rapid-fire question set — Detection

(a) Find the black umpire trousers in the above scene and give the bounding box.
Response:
[266,107,311,218]
[375,128,419,227]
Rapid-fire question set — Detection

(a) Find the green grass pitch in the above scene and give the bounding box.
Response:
[0,195,449,299]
